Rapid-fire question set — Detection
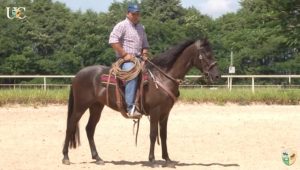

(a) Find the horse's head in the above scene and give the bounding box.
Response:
[192,38,220,83]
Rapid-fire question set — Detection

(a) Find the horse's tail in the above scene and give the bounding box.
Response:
[67,86,80,149]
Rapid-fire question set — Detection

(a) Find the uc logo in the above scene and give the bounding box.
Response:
[6,7,27,19]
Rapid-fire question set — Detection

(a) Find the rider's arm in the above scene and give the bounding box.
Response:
[110,43,133,61]
[109,22,133,61]
[111,43,127,58]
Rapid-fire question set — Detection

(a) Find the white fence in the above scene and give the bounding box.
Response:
[220,75,300,93]
[0,75,300,93]
[0,75,74,90]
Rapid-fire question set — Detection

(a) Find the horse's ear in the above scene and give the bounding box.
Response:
[201,37,210,48]
[195,40,201,49]
[201,36,209,44]
[195,38,208,50]
[203,37,208,43]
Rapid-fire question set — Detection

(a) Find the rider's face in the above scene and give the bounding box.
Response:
[127,12,140,24]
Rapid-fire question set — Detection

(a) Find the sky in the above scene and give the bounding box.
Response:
[54,0,241,19]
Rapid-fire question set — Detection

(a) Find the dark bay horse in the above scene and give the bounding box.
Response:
[62,38,220,167]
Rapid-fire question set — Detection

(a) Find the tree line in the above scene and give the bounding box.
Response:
[0,0,299,79]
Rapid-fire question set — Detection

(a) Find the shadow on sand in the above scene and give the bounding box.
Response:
[79,160,240,168]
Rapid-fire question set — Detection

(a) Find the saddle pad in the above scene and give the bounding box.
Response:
[100,74,122,84]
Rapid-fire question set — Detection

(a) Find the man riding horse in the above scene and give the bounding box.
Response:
[62,3,220,166]
[109,3,149,119]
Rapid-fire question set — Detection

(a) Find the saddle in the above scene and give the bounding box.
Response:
[101,73,149,86]
[100,72,149,117]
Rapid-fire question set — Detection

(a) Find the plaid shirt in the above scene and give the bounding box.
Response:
[109,18,149,57]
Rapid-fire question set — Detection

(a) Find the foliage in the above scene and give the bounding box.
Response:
[0,0,299,81]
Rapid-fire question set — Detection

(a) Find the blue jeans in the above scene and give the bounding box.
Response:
[121,62,138,112]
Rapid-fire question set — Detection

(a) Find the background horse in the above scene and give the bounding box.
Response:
[62,38,220,167]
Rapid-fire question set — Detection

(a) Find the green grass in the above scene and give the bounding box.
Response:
[179,88,300,105]
[0,88,69,106]
[0,87,299,106]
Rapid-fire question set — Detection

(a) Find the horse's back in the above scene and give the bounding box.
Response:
[72,65,109,94]
[73,65,109,82]
[76,65,109,76]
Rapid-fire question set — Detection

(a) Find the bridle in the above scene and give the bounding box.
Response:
[195,40,217,77]
[198,54,217,76]
[144,40,217,102]
[146,40,217,83]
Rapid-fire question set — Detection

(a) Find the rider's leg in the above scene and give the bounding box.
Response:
[121,62,139,115]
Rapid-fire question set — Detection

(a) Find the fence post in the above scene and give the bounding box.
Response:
[230,77,233,91]
[227,77,230,89]
[252,77,255,93]
[43,77,46,91]
[289,76,291,85]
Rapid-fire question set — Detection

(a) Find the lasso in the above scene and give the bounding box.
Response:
[110,57,142,81]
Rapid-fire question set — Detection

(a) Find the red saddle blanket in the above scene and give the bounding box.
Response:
[100,73,149,85]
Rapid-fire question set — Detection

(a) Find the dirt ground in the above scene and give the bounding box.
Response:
[0,103,300,170]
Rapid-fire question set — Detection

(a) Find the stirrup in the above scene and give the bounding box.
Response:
[127,111,142,119]
[127,106,142,119]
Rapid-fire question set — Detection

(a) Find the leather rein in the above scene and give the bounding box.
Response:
[145,60,179,102]
[146,60,181,85]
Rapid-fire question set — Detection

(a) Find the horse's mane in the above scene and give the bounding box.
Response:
[149,39,196,69]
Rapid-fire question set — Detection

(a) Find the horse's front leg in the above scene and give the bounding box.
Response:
[148,115,159,166]
[160,115,176,168]
[160,115,170,161]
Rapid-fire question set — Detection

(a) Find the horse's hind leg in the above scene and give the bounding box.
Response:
[86,103,104,165]
[62,104,87,165]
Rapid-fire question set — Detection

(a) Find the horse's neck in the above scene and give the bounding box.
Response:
[168,45,195,80]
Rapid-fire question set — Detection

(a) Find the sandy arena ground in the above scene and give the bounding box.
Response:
[0,103,300,170]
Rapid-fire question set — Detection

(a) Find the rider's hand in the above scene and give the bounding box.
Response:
[123,54,134,61]
[141,53,148,61]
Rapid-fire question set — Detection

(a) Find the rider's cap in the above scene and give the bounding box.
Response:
[128,3,140,13]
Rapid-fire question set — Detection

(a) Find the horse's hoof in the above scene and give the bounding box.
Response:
[149,161,160,168]
[95,160,105,165]
[62,159,70,165]
[162,161,176,168]
[151,163,160,168]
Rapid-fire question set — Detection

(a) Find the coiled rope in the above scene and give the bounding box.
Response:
[110,57,142,81]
